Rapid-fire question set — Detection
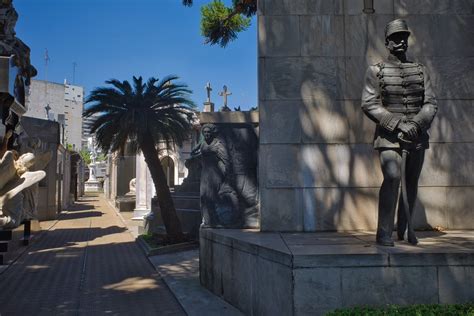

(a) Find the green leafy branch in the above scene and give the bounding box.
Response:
[183,0,257,47]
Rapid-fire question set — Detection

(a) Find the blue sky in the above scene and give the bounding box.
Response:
[14,0,257,111]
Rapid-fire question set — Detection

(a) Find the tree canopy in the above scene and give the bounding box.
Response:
[183,0,257,47]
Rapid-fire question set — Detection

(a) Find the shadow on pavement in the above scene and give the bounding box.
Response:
[59,210,104,220]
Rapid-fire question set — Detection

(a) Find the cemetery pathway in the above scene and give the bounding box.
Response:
[0,194,185,316]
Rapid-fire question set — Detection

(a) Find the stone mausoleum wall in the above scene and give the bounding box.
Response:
[259,0,474,231]
[20,116,60,220]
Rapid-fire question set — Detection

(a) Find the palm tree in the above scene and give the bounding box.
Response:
[83,75,196,242]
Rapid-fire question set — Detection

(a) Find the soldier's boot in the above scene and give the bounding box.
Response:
[376,229,395,247]
[407,231,418,245]
[397,218,406,241]
[398,211,418,245]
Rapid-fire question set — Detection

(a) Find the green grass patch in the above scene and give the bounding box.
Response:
[139,233,192,248]
[326,304,474,316]
[141,233,154,243]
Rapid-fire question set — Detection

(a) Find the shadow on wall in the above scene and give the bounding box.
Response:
[297,12,473,231]
[298,84,379,231]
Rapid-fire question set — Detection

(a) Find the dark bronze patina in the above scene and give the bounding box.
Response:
[361,19,438,246]
[197,123,259,228]
[0,0,37,148]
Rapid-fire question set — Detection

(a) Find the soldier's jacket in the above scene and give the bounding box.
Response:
[361,54,437,149]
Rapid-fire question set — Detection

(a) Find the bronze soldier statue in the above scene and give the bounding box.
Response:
[361,19,437,246]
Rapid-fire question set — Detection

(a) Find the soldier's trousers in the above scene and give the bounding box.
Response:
[377,148,425,239]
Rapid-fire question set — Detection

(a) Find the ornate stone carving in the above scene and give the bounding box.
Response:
[0,1,37,85]
[198,123,259,228]
[175,148,202,194]
[0,0,37,148]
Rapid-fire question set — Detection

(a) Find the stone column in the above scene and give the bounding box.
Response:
[133,152,151,219]
[62,151,71,209]
[111,158,117,199]
[147,164,155,209]
[103,155,112,199]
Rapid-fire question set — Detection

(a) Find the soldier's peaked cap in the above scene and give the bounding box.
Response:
[385,19,410,39]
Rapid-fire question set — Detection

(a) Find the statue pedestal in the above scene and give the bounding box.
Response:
[115,194,136,212]
[200,229,474,315]
[84,179,102,192]
[86,162,101,192]
[203,101,214,112]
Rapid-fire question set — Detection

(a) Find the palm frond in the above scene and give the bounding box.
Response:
[84,75,196,156]
[132,76,145,99]
[105,79,133,96]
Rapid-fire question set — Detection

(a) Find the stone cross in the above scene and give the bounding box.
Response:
[205,82,212,103]
[44,104,51,119]
[218,85,232,109]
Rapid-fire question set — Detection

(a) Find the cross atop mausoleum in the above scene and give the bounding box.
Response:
[44,104,51,119]
[205,82,212,103]
[218,85,232,111]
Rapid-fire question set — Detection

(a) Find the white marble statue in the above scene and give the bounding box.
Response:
[0,150,47,228]
[87,143,99,182]
[21,150,51,219]
[129,178,136,193]
[88,164,97,181]
[126,178,136,196]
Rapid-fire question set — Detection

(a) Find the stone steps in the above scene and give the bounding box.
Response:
[172,195,200,210]
[172,191,199,197]
[149,196,202,239]
[0,241,11,252]
[0,224,24,241]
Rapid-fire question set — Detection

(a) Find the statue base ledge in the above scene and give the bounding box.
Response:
[200,229,474,316]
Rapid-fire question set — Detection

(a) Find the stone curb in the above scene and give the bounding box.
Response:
[136,235,198,257]
[149,250,244,316]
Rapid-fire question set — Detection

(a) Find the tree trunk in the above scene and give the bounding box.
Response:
[140,131,184,241]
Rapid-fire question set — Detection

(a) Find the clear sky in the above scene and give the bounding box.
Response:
[14,0,257,111]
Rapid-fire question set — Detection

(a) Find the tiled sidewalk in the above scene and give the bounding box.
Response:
[0,194,185,316]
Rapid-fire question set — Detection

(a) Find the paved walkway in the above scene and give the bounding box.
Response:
[0,194,185,316]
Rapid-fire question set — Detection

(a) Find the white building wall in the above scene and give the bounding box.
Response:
[25,79,84,150]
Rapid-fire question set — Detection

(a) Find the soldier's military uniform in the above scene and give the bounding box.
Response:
[361,19,437,245]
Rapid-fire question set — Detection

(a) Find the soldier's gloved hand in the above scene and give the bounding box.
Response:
[5,130,13,139]
[397,121,419,140]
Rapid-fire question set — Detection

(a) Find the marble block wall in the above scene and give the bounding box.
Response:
[259,0,474,231]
